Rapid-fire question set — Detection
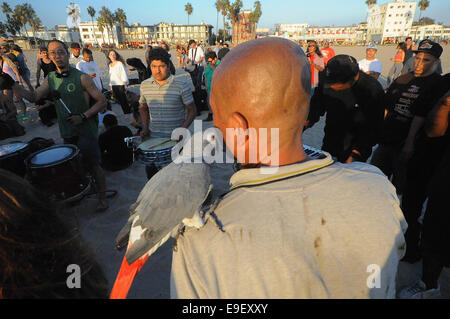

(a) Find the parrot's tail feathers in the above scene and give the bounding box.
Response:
[109,253,149,299]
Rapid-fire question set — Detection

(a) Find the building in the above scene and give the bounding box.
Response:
[256,27,270,38]
[275,23,309,38]
[410,23,450,41]
[20,25,81,45]
[78,21,121,47]
[232,10,255,46]
[304,26,359,44]
[367,0,417,43]
[120,21,213,46]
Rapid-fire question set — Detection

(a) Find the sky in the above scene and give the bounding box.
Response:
[1,0,449,31]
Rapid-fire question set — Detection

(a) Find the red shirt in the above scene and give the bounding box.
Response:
[321,47,336,65]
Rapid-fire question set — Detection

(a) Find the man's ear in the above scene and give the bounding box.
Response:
[226,112,250,164]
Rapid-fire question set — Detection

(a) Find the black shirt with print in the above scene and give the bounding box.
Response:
[380,72,442,145]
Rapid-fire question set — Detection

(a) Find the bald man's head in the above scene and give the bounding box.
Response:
[210,38,311,140]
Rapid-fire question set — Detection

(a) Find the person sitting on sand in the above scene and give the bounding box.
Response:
[170,37,407,299]
[98,114,133,172]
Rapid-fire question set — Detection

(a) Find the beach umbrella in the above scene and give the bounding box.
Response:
[110,132,217,299]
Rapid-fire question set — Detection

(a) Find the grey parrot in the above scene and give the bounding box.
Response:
[110,130,223,299]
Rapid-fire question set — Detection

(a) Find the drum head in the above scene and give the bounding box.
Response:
[0,142,28,158]
[30,146,75,166]
[138,138,178,151]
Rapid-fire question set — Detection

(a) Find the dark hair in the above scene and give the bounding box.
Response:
[218,48,230,60]
[82,48,93,57]
[307,40,323,58]
[70,42,81,49]
[48,40,69,54]
[103,113,118,127]
[205,51,217,61]
[148,47,171,68]
[0,169,109,298]
[1,44,10,50]
[39,46,48,52]
[188,39,196,47]
[406,37,412,41]
[11,45,22,54]
[397,42,407,53]
[108,50,126,65]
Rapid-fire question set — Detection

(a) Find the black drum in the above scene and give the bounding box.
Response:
[25,144,91,202]
[0,142,31,177]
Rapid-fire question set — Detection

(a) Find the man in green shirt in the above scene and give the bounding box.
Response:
[203,51,221,122]
[14,40,110,212]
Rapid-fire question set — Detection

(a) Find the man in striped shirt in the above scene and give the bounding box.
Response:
[139,47,196,178]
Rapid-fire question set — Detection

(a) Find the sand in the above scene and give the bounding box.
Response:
[1,45,449,299]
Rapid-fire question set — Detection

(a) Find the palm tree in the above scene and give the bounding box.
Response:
[227,0,243,43]
[87,6,98,46]
[13,5,30,38]
[185,3,193,25]
[418,0,430,25]
[114,8,127,44]
[99,6,114,44]
[249,1,262,39]
[97,16,107,46]
[1,2,11,18]
[29,12,41,48]
[220,0,230,39]
[215,0,221,43]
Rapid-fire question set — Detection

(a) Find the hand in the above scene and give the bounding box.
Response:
[345,155,355,164]
[140,129,150,141]
[48,90,61,101]
[400,143,414,162]
[66,114,84,126]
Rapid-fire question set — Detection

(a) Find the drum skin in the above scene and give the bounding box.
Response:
[136,138,178,169]
[25,144,91,202]
[0,142,31,177]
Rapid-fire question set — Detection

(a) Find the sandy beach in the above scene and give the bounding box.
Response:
[1,44,449,298]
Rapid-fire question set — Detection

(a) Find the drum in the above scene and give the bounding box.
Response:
[0,142,31,177]
[25,144,91,202]
[135,138,178,169]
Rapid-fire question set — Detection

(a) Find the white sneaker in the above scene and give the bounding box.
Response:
[398,280,441,299]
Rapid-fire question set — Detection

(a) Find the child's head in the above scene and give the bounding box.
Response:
[82,48,93,62]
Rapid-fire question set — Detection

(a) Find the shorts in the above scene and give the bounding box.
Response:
[64,135,101,169]
[0,73,15,90]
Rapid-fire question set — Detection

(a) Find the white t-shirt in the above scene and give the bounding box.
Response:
[109,61,129,86]
[76,60,103,91]
[188,46,205,65]
[358,59,382,74]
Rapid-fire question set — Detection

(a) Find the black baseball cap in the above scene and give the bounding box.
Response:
[323,54,360,85]
[413,39,443,59]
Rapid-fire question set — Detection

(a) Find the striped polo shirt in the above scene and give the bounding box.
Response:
[139,74,194,137]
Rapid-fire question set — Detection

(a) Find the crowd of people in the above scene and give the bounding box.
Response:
[0,35,448,299]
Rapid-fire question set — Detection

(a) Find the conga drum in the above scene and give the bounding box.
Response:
[25,144,91,202]
[0,142,31,177]
[135,138,178,169]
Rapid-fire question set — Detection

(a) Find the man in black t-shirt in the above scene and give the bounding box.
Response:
[371,40,443,194]
[98,114,133,171]
[305,55,385,163]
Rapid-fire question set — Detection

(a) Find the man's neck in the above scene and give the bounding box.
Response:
[366,57,375,61]
[57,65,70,74]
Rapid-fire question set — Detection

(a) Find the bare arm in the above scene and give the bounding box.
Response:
[181,103,196,129]
[36,59,42,86]
[4,57,22,84]
[139,103,150,138]
[80,74,107,118]
[13,76,50,102]
[426,93,450,138]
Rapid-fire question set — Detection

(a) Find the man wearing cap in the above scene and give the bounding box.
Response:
[69,42,83,68]
[171,38,406,299]
[305,55,385,164]
[371,40,443,195]
[401,39,443,76]
[358,44,382,80]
